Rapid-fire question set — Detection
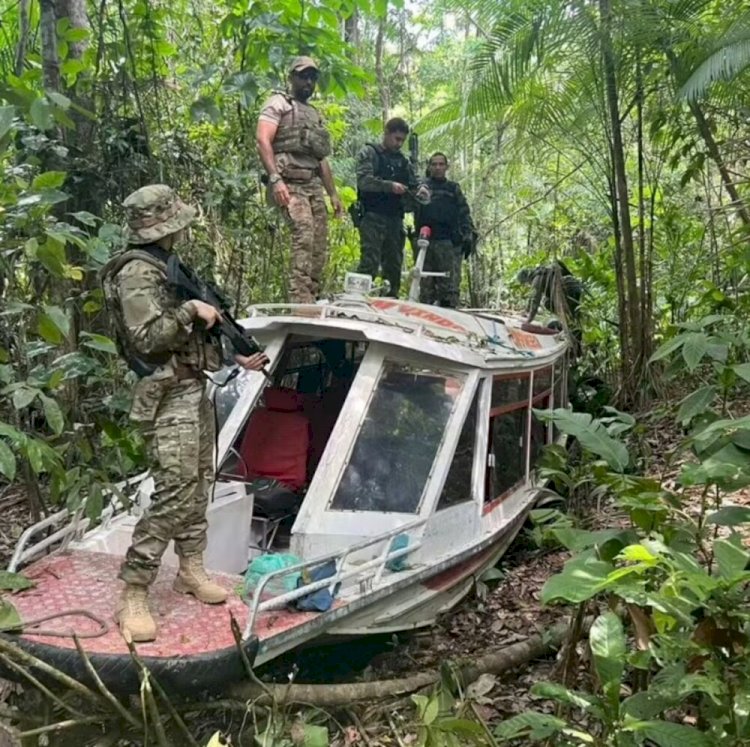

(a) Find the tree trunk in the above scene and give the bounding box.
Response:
[375,17,389,124]
[599,0,643,402]
[40,0,61,92]
[689,101,750,227]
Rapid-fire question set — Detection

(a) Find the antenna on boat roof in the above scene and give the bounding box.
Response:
[408,226,449,302]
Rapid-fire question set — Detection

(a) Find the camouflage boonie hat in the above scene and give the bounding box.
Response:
[123,184,196,245]
[288,56,319,74]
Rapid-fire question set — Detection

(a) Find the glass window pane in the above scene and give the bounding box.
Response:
[529,398,549,466]
[214,368,254,431]
[491,376,529,409]
[437,389,478,510]
[330,362,464,513]
[533,367,553,397]
[490,410,526,498]
[554,359,567,408]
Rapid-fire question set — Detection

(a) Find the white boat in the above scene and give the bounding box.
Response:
[3,273,569,694]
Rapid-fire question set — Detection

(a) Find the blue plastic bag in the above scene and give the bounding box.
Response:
[295,559,340,612]
[385,533,409,572]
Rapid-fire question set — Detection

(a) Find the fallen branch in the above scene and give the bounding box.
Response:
[229,617,590,707]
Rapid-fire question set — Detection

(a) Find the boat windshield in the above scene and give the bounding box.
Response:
[329,361,465,513]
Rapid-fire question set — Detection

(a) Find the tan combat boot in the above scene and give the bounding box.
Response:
[173,554,228,604]
[116,584,157,642]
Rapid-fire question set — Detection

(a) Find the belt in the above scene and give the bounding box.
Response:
[282,167,320,182]
[173,364,203,381]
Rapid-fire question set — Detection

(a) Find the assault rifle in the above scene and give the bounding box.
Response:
[166,256,270,379]
[408,132,419,171]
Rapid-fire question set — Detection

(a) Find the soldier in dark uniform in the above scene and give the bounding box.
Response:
[414,152,476,308]
[355,118,430,297]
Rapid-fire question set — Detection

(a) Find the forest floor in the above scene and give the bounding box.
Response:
[3,403,750,744]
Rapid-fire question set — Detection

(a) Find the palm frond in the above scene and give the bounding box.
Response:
[680,15,750,100]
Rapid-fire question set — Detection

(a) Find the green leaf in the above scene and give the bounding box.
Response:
[494,711,567,740]
[713,538,750,580]
[706,506,750,526]
[627,720,712,747]
[85,483,104,521]
[676,386,716,425]
[682,333,709,371]
[48,91,72,108]
[621,692,675,720]
[423,695,439,725]
[190,96,221,123]
[479,566,505,582]
[301,724,328,746]
[71,211,99,227]
[44,304,70,337]
[541,556,612,604]
[37,313,64,344]
[733,363,750,383]
[30,97,53,131]
[79,332,117,355]
[0,440,16,481]
[36,238,67,277]
[0,571,34,592]
[589,612,625,698]
[40,394,64,435]
[649,334,688,363]
[0,105,15,141]
[0,599,22,632]
[530,682,603,715]
[12,386,38,410]
[32,171,67,190]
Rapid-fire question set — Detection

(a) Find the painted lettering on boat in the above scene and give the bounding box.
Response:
[509,328,542,350]
[370,299,469,335]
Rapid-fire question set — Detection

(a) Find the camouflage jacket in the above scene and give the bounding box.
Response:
[102,248,221,422]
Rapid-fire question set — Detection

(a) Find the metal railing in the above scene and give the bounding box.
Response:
[243,517,427,640]
[6,471,150,572]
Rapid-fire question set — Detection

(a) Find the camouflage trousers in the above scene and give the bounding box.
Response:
[283,180,328,304]
[357,211,405,297]
[119,379,215,587]
[419,239,462,308]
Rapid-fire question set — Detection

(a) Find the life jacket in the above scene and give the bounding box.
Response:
[272,93,331,172]
[415,178,460,241]
[360,143,411,217]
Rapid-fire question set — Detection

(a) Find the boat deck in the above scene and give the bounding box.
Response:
[9,550,322,657]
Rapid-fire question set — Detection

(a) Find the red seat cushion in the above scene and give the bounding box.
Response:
[239,389,310,491]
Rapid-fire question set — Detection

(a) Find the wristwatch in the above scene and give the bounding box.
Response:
[268,173,283,185]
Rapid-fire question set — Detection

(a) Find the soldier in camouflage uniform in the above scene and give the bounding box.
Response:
[257,56,343,304]
[355,118,430,297]
[414,153,476,308]
[101,185,267,642]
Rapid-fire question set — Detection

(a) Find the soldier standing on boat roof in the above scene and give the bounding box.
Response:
[414,152,477,308]
[256,56,344,304]
[100,184,267,643]
[354,118,431,297]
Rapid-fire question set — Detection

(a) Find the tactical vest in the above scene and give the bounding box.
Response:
[100,246,220,377]
[272,94,331,176]
[415,178,460,241]
[360,143,411,217]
